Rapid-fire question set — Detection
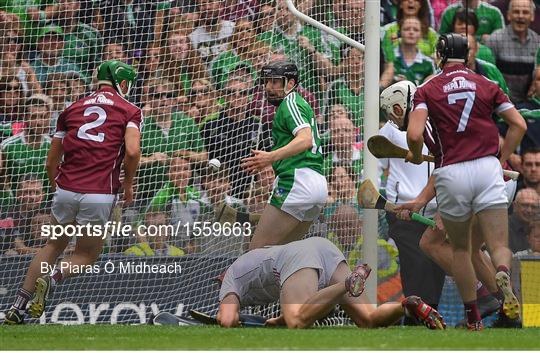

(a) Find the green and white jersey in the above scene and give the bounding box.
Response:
[393,48,435,86]
[272,92,323,176]
[439,2,504,36]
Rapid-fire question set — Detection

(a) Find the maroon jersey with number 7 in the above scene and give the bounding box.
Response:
[413,63,513,168]
[53,86,142,194]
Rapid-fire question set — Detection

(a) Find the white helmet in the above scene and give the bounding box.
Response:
[380,80,416,130]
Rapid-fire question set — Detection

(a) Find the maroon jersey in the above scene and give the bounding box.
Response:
[413,63,513,168]
[53,86,142,194]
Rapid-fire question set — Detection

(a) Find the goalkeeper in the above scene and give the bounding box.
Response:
[217,237,446,329]
[242,61,327,250]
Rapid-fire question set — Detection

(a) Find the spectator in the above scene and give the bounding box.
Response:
[139,79,207,203]
[439,0,505,40]
[159,30,208,97]
[257,0,337,94]
[327,203,363,257]
[0,2,60,45]
[146,157,203,233]
[451,7,496,64]
[322,107,362,180]
[253,0,276,35]
[12,212,49,255]
[211,19,268,90]
[391,17,436,86]
[30,25,83,86]
[102,41,129,62]
[221,0,260,21]
[53,0,102,76]
[0,28,42,97]
[520,147,540,192]
[466,35,510,95]
[201,76,265,198]
[431,0,460,29]
[44,72,71,135]
[326,165,357,206]
[515,219,540,256]
[189,0,235,63]
[0,76,24,129]
[200,167,245,213]
[325,47,364,128]
[486,0,540,104]
[3,175,46,254]
[64,70,89,104]
[381,0,439,58]
[0,94,52,191]
[185,79,222,127]
[510,188,540,253]
[126,210,185,256]
[491,0,540,35]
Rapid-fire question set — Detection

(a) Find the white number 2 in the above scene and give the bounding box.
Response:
[77,106,107,142]
[447,91,476,132]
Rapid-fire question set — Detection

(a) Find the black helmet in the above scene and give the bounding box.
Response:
[260,60,299,86]
[436,33,469,68]
[260,60,299,106]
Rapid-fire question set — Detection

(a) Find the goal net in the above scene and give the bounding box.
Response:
[0,0,509,327]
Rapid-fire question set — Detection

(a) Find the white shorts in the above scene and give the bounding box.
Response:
[51,186,117,225]
[433,156,508,222]
[269,168,328,221]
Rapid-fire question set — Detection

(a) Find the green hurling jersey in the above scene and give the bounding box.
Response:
[439,2,504,36]
[381,22,439,59]
[272,92,323,176]
[393,48,436,85]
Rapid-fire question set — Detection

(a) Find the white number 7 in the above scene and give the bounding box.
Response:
[447,91,476,132]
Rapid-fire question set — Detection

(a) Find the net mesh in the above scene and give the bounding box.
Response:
[0,0,537,327]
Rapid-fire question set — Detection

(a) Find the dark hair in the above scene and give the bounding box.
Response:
[522,146,540,157]
[451,7,479,34]
[396,0,431,37]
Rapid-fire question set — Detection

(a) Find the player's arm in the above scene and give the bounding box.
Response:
[242,127,312,173]
[217,293,240,328]
[45,138,63,192]
[173,149,208,163]
[497,107,527,165]
[394,175,436,220]
[123,126,141,205]
[406,109,428,164]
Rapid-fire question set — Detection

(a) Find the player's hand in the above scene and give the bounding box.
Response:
[433,212,445,232]
[265,315,286,327]
[394,202,421,221]
[242,150,275,174]
[153,152,169,164]
[405,151,423,165]
[123,184,134,206]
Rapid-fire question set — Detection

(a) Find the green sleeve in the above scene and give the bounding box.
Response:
[438,7,456,34]
[185,116,205,152]
[519,108,540,120]
[536,46,540,66]
[479,60,510,95]
[381,30,395,64]
[148,183,174,210]
[283,98,312,135]
[477,44,496,65]
[491,7,505,32]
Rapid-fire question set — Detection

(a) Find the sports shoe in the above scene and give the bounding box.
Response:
[401,296,446,330]
[28,275,52,318]
[466,320,484,331]
[495,271,520,320]
[455,294,501,327]
[491,311,522,328]
[3,308,24,325]
[345,263,371,297]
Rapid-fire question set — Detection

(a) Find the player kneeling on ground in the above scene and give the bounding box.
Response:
[3,60,141,325]
[217,237,445,329]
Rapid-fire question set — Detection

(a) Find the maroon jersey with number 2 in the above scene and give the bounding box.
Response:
[413,63,513,168]
[53,86,142,194]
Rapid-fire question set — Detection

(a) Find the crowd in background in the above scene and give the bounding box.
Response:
[0,0,539,267]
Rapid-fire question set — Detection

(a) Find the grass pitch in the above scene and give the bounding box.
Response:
[1,326,539,350]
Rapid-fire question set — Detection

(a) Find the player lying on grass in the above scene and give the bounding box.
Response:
[3,60,141,325]
[380,74,522,329]
[217,237,446,329]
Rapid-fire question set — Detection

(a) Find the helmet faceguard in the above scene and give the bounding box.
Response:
[380,80,417,131]
[260,61,299,106]
[97,60,137,98]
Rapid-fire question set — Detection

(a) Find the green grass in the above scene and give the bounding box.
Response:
[1,326,539,350]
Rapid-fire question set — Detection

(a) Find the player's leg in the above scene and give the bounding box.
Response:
[470,220,498,294]
[419,227,453,274]
[248,204,306,249]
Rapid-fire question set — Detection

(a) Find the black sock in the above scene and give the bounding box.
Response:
[12,288,32,311]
